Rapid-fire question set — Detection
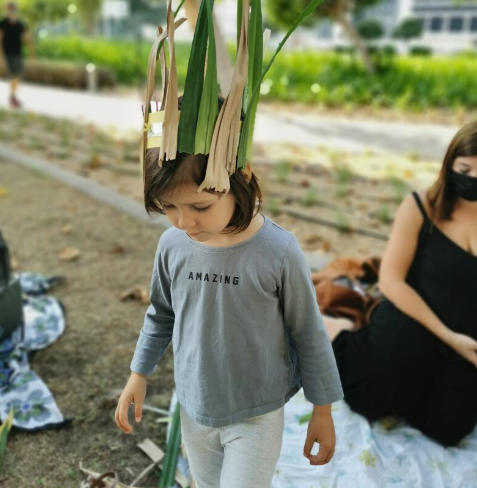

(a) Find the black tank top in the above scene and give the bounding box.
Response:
[407,192,477,340]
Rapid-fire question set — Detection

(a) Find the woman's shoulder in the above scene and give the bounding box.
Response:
[414,189,433,216]
[389,190,433,238]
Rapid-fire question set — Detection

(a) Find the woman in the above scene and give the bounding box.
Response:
[324,122,477,447]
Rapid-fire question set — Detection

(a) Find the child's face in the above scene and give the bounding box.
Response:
[161,185,236,242]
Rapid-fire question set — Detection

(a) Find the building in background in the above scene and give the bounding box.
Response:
[98,0,477,53]
[413,0,477,51]
[101,0,167,40]
[354,0,477,52]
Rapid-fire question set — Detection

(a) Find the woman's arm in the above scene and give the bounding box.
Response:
[379,193,474,354]
[379,193,454,343]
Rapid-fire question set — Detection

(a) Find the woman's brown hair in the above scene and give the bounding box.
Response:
[427,121,477,222]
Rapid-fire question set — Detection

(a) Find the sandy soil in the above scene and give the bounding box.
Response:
[0,162,174,487]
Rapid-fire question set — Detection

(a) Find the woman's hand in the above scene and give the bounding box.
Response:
[447,332,477,367]
[303,410,336,466]
[115,372,147,434]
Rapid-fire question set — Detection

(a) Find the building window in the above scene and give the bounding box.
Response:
[471,17,477,32]
[449,17,464,33]
[430,17,443,32]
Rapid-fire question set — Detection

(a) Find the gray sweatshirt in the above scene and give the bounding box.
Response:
[130,215,343,427]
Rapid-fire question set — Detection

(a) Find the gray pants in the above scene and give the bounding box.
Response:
[180,404,284,488]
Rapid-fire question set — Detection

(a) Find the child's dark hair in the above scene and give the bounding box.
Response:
[144,97,262,234]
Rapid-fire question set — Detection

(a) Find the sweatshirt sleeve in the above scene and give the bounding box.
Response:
[130,240,175,375]
[279,236,344,405]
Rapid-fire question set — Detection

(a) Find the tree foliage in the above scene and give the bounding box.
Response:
[265,0,382,28]
[14,0,71,28]
[264,0,385,74]
[393,17,423,40]
[357,19,384,41]
[76,0,104,35]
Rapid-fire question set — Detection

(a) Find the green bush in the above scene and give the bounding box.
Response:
[264,50,477,109]
[409,45,433,57]
[368,45,397,57]
[0,58,115,89]
[36,36,477,110]
[334,46,356,55]
[381,45,397,56]
[36,36,191,86]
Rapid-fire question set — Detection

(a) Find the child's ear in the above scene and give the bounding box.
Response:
[241,162,252,184]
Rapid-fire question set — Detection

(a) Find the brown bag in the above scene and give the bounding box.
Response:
[312,257,383,329]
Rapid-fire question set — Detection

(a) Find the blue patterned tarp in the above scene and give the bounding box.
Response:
[168,389,477,488]
[0,274,70,431]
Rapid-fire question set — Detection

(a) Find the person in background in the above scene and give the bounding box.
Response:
[0,2,35,109]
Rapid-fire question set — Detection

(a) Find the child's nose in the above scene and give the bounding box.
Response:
[177,212,196,230]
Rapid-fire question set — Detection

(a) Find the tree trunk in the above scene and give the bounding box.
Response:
[335,11,375,75]
[183,0,234,96]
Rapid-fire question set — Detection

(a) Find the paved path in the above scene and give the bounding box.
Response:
[0,81,458,160]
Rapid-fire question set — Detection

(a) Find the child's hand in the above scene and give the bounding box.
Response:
[303,409,336,466]
[115,372,147,434]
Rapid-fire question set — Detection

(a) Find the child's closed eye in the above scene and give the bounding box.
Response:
[194,206,211,213]
[162,204,211,213]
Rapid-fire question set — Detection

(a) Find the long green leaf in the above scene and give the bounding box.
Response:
[178,0,215,154]
[158,403,182,488]
[194,0,219,154]
[246,0,263,110]
[245,0,263,159]
[0,408,14,471]
[237,0,327,169]
[237,0,243,48]
[174,0,187,17]
[238,0,248,116]
[166,405,182,486]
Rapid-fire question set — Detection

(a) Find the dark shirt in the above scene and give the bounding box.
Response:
[0,18,26,55]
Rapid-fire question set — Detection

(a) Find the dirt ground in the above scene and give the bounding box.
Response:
[0,108,442,261]
[0,161,175,487]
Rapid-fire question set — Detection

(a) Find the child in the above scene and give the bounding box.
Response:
[115,2,343,486]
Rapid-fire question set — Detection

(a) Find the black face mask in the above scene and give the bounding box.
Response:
[450,171,477,202]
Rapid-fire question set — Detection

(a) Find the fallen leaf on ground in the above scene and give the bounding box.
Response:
[88,154,101,169]
[108,244,125,254]
[58,247,81,261]
[304,233,322,245]
[321,240,332,252]
[10,256,20,270]
[356,202,369,211]
[120,286,149,304]
[0,187,7,197]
